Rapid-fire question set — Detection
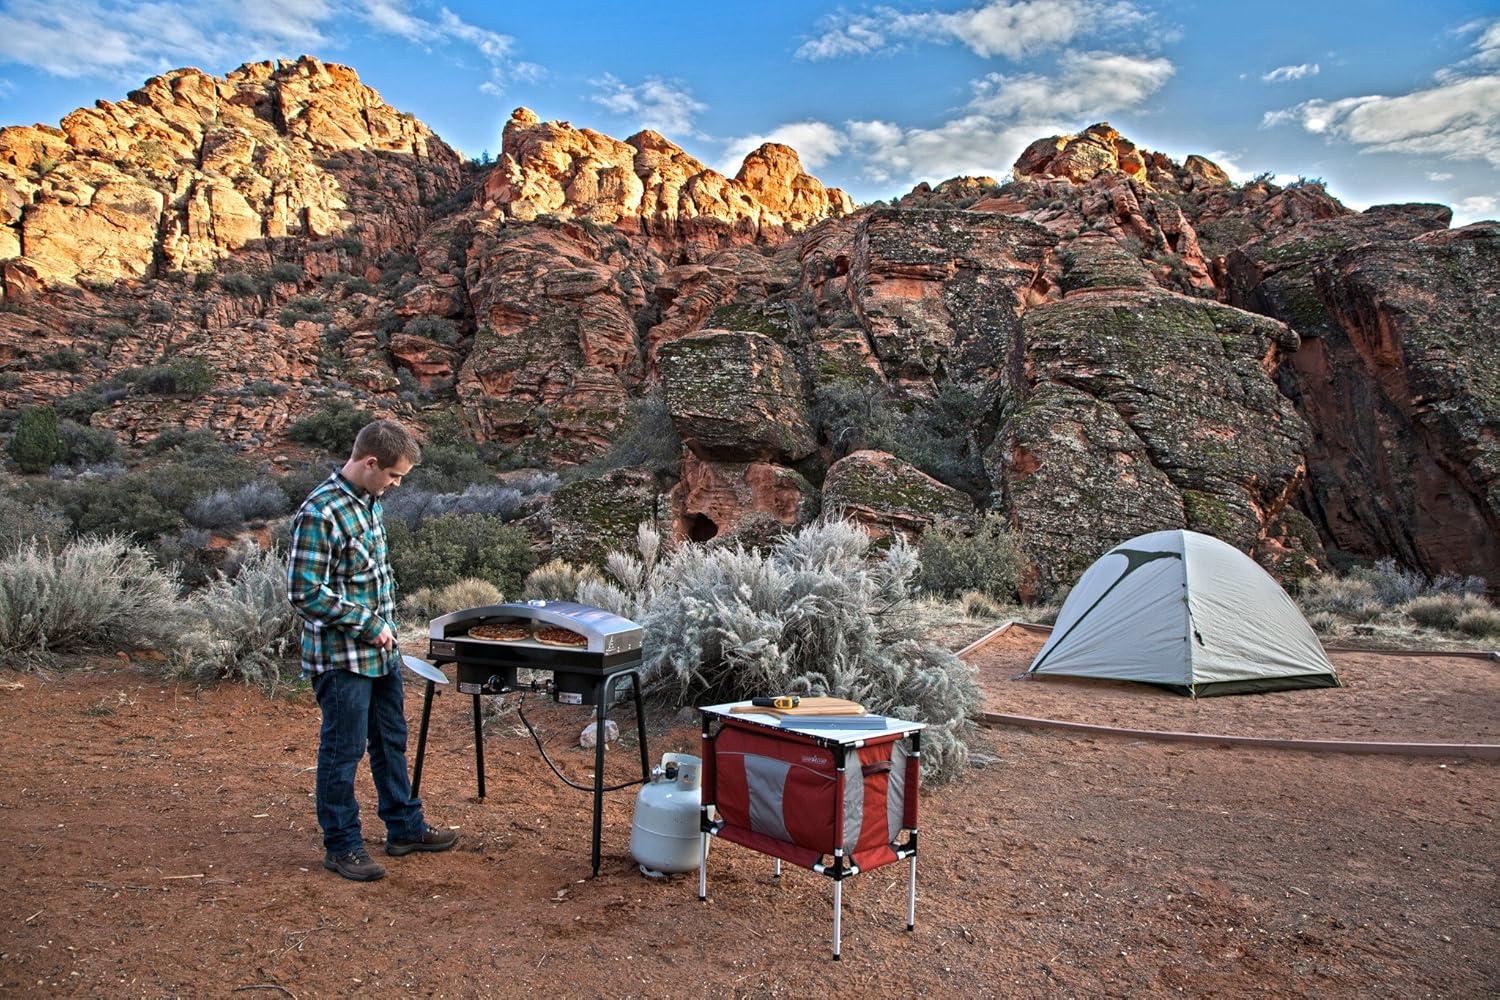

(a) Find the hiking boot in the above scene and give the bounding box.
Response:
[385,825,459,857]
[323,847,386,882]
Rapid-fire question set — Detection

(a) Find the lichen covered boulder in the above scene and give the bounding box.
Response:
[658,330,816,462]
[548,469,666,566]
[822,449,975,540]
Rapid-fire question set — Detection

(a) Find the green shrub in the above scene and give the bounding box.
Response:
[521,558,604,601]
[122,357,216,396]
[0,536,183,663]
[814,380,985,495]
[917,513,1027,600]
[175,549,300,693]
[144,300,172,323]
[287,400,373,454]
[402,577,503,621]
[404,441,491,492]
[26,447,252,541]
[0,493,68,553]
[219,272,261,297]
[386,512,536,596]
[572,392,681,482]
[269,262,305,283]
[403,316,462,345]
[583,520,978,781]
[54,389,110,423]
[1402,593,1469,630]
[1456,604,1500,638]
[279,296,331,326]
[33,348,87,372]
[9,406,66,472]
[58,420,120,466]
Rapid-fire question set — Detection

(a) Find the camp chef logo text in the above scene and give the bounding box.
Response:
[802,753,829,767]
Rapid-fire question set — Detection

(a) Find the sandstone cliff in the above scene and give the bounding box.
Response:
[0,66,1493,590]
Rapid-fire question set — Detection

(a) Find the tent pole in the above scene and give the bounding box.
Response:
[906,854,916,931]
[832,878,842,960]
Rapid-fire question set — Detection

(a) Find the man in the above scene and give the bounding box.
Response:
[287,419,458,881]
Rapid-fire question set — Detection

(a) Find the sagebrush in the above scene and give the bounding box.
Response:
[568,520,979,781]
[0,536,182,662]
[175,549,300,693]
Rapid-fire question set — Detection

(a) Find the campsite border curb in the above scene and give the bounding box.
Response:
[977,712,1500,760]
[961,621,1500,760]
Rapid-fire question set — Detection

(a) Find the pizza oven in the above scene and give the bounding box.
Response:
[415,600,651,876]
[427,599,644,706]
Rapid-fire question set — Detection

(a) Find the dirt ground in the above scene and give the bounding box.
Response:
[2,641,1497,998]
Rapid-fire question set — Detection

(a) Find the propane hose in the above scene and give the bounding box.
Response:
[514,692,646,793]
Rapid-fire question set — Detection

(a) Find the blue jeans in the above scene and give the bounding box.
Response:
[313,668,425,854]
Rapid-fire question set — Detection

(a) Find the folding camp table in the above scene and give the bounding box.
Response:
[697,702,925,960]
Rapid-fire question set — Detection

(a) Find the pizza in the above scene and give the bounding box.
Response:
[467,622,529,641]
[535,626,587,647]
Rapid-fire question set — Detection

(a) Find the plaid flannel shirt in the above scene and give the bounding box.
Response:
[287,471,398,677]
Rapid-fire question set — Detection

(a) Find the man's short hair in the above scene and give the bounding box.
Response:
[352,420,422,468]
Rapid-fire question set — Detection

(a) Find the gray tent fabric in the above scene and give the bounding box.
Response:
[1027,530,1338,696]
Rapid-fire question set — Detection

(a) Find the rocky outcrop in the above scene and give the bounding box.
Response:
[481,108,852,247]
[849,208,1054,386]
[1228,208,1500,582]
[668,452,817,543]
[1014,123,1195,189]
[0,56,463,291]
[823,450,976,540]
[456,219,656,462]
[549,469,667,566]
[659,330,816,462]
[989,287,1313,590]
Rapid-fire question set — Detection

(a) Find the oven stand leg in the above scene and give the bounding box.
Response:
[832,878,843,961]
[411,679,436,797]
[590,675,610,878]
[629,671,649,785]
[471,693,486,800]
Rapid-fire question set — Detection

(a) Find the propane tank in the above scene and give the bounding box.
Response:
[629,753,706,877]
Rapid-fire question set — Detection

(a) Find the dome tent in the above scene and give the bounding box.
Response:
[1026,530,1339,697]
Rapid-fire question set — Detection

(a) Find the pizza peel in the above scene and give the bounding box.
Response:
[401,654,449,685]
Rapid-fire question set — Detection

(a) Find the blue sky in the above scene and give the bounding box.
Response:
[1,1,1497,223]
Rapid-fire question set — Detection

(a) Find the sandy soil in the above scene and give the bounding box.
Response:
[1,647,1496,998]
[969,625,1500,744]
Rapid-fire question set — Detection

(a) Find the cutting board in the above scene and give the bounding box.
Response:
[730,696,865,717]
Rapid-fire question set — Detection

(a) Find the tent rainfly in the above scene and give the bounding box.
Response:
[1026,529,1339,697]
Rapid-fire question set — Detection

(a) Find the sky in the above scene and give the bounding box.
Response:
[0,1,1497,224]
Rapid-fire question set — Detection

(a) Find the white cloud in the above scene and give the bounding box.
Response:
[969,49,1172,118]
[1264,27,1500,170]
[1262,62,1319,83]
[1426,171,1454,181]
[796,0,1144,61]
[845,114,1071,185]
[720,121,846,174]
[0,0,537,97]
[1264,75,1500,166]
[1453,194,1498,225]
[588,74,705,138]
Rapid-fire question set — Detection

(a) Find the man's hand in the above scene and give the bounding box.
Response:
[373,624,397,650]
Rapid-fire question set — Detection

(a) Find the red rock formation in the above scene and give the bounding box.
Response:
[668,452,817,543]
[0,56,462,290]
[481,108,852,248]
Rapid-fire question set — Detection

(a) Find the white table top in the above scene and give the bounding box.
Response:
[700,701,926,745]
